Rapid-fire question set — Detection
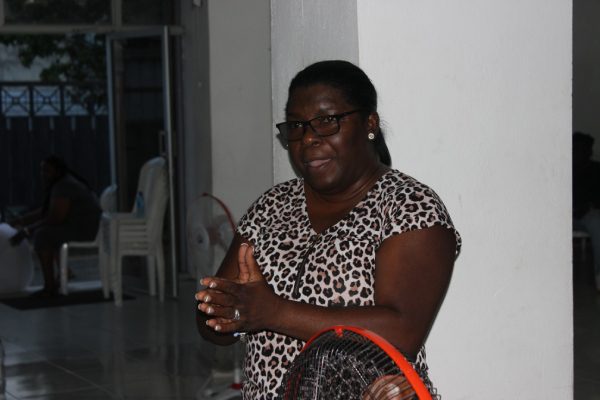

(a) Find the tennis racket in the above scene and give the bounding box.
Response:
[277,325,434,400]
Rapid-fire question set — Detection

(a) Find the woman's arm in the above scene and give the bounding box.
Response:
[25,197,71,232]
[197,225,456,358]
[8,208,43,228]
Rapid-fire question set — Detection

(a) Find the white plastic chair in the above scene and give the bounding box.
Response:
[59,184,117,296]
[573,229,591,261]
[103,157,169,306]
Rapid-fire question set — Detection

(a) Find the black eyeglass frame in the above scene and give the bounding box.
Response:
[275,109,363,142]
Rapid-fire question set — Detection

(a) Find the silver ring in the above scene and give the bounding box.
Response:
[233,308,241,321]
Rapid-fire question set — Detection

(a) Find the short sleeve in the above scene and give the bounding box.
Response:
[382,177,461,255]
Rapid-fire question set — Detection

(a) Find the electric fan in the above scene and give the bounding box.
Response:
[187,193,236,290]
[186,193,242,400]
[277,326,434,400]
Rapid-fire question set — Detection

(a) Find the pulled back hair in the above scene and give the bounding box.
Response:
[286,60,392,166]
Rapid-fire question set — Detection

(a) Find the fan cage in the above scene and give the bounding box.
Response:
[277,328,425,400]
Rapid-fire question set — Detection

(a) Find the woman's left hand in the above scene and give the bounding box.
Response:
[196,244,281,334]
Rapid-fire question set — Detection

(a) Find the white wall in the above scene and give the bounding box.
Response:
[272,1,572,398]
[207,0,273,222]
[179,0,272,277]
[271,0,359,183]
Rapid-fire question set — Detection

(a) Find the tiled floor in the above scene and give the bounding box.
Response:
[0,257,598,399]
[0,263,241,400]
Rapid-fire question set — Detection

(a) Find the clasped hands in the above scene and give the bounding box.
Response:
[8,224,28,247]
[196,243,279,334]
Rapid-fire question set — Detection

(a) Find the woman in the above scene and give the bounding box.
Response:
[9,156,101,297]
[196,60,461,399]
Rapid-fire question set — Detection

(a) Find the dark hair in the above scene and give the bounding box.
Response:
[43,155,69,178]
[573,131,594,148]
[286,60,392,166]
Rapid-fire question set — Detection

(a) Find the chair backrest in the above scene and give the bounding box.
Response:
[99,184,118,212]
[134,157,169,239]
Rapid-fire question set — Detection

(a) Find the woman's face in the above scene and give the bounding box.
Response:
[40,161,60,187]
[285,84,379,195]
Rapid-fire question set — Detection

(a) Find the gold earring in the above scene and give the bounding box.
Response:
[368,132,375,140]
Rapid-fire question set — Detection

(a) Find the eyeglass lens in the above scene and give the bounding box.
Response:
[278,110,360,142]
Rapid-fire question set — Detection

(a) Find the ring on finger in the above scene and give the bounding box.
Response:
[233,308,241,321]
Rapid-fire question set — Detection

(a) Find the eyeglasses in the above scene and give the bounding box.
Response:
[276,109,362,142]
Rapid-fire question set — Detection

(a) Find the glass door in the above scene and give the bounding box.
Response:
[106,27,178,298]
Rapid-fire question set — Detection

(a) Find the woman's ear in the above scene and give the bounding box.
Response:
[367,112,380,136]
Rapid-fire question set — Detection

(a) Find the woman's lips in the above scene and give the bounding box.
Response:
[305,158,331,168]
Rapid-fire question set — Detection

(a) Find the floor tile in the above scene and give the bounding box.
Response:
[5,360,96,397]
[99,375,210,399]
[16,386,115,400]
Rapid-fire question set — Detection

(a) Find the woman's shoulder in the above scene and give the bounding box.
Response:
[51,174,82,195]
[378,169,439,199]
[252,178,303,206]
[240,178,302,218]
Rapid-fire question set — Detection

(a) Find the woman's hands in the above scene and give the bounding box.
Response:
[196,243,281,335]
[8,229,28,246]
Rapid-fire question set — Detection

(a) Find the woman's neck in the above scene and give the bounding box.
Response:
[304,163,389,233]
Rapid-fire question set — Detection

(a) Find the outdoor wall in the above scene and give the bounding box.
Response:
[272,1,572,399]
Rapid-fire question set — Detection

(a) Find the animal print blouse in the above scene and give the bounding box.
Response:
[236,169,461,399]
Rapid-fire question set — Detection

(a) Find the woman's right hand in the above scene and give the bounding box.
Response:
[196,244,282,335]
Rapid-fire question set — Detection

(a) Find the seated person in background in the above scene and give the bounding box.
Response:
[8,155,101,297]
[195,60,461,399]
[573,131,600,291]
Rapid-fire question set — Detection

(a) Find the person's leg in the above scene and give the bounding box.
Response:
[580,208,600,290]
[36,246,58,294]
[32,227,65,295]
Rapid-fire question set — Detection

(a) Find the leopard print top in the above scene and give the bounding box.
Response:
[237,169,461,399]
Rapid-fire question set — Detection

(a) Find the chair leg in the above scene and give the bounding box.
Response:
[147,256,157,297]
[156,247,165,302]
[99,246,110,299]
[113,254,123,307]
[59,243,69,295]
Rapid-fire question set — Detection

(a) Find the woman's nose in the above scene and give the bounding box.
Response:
[301,125,321,145]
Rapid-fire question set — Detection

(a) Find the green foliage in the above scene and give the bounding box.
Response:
[0,34,107,111]
[4,0,109,25]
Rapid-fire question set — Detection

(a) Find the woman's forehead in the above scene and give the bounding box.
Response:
[287,84,350,112]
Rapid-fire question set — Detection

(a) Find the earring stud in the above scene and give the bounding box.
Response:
[367,132,375,140]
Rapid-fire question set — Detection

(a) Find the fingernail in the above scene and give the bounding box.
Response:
[203,295,210,303]
[214,325,222,332]
[209,282,217,289]
[240,243,249,248]
[205,320,210,326]
[206,306,214,315]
